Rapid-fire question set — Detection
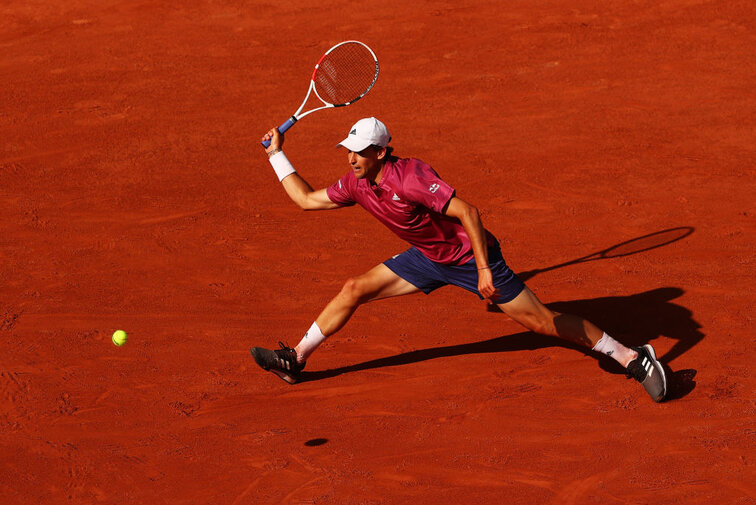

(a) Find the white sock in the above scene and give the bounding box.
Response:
[294,321,327,364]
[592,332,638,368]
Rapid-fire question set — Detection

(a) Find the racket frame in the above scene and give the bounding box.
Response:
[263,40,379,147]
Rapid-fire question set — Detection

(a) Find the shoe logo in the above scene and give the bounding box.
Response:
[642,357,653,376]
[276,357,290,370]
[350,129,357,135]
[429,183,440,193]
[392,193,400,201]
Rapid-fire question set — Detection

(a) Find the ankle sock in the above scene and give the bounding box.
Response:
[294,321,327,363]
[592,332,638,368]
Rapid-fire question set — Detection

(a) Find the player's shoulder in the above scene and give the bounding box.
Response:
[393,157,448,199]
[392,156,436,178]
[392,156,428,168]
[330,168,358,194]
[337,167,358,183]
[394,157,444,184]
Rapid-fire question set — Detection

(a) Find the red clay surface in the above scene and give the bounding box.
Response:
[1,1,754,504]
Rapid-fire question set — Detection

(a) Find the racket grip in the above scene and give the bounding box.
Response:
[261,117,297,148]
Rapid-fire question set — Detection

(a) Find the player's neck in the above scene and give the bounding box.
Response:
[368,159,388,185]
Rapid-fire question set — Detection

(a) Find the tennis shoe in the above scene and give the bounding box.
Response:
[250,342,305,384]
[626,344,667,402]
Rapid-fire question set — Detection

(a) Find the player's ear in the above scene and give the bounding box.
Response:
[375,146,387,160]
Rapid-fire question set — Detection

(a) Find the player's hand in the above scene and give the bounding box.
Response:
[262,128,284,154]
[477,268,499,302]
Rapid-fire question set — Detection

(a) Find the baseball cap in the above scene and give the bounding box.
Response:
[338,117,391,152]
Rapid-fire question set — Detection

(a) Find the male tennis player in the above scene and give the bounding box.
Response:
[252,117,667,402]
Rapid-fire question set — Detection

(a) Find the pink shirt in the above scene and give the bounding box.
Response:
[327,157,494,265]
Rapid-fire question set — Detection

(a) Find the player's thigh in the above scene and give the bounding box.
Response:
[350,263,421,302]
[496,286,557,333]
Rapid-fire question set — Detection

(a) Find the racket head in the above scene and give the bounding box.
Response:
[311,40,379,107]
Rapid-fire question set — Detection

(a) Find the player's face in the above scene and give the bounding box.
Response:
[347,146,386,180]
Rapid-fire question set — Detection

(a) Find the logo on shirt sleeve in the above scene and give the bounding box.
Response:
[392,193,401,201]
[428,183,440,193]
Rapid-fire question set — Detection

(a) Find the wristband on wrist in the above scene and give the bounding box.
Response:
[268,150,296,181]
[267,148,282,158]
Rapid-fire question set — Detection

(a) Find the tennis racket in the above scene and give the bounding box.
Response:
[262,40,379,148]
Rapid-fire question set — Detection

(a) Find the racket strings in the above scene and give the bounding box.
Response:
[314,43,378,106]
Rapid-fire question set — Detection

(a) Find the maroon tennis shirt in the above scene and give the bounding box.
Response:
[326,157,496,265]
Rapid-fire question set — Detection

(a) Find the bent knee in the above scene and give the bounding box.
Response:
[518,311,558,336]
[339,276,372,305]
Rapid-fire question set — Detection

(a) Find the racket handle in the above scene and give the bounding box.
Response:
[261,116,297,148]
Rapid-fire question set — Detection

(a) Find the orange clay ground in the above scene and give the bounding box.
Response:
[1,1,754,503]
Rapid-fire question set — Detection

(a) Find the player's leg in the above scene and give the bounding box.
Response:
[496,287,667,401]
[250,263,420,384]
[298,263,421,357]
[496,286,606,349]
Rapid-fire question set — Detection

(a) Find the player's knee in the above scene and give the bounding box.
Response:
[522,312,557,336]
[340,277,370,306]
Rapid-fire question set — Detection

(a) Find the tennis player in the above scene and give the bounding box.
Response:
[251,117,667,402]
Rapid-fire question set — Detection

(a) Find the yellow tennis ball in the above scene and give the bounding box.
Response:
[112,330,128,346]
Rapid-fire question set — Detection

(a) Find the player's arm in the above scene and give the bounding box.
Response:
[262,128,340,211]
[281,177,339,210]
[444,197,498,300]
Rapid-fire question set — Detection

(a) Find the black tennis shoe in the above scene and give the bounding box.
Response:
[626,344,667,402]
[250,342,305,384]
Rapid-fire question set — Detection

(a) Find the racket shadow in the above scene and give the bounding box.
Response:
[300,287,702,400]
[515,226,695,282]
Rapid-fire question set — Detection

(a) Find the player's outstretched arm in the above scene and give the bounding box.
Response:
[261,128,340,211]
[281,178,339,211]
[445,197,498,301]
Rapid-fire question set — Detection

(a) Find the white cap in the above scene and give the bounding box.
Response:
[338,117,391,152]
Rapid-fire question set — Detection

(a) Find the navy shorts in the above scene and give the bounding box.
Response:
[383,244,525,304]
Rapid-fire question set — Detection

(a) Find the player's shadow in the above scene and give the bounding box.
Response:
[300,287,701,400]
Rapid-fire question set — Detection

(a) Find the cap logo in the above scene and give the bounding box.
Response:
[350,129,357,135]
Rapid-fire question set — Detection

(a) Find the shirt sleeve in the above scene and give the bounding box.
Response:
[401,159,455,213]
[326,172,357,207]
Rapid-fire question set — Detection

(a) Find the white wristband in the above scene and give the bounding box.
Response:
[268,150,296,182]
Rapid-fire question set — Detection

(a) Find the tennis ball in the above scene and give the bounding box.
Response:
[112,330,128,346]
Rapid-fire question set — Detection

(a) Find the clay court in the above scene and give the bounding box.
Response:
[1,1,754,503]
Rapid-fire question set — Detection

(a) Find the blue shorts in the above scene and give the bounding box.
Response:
[383,244,525,304]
